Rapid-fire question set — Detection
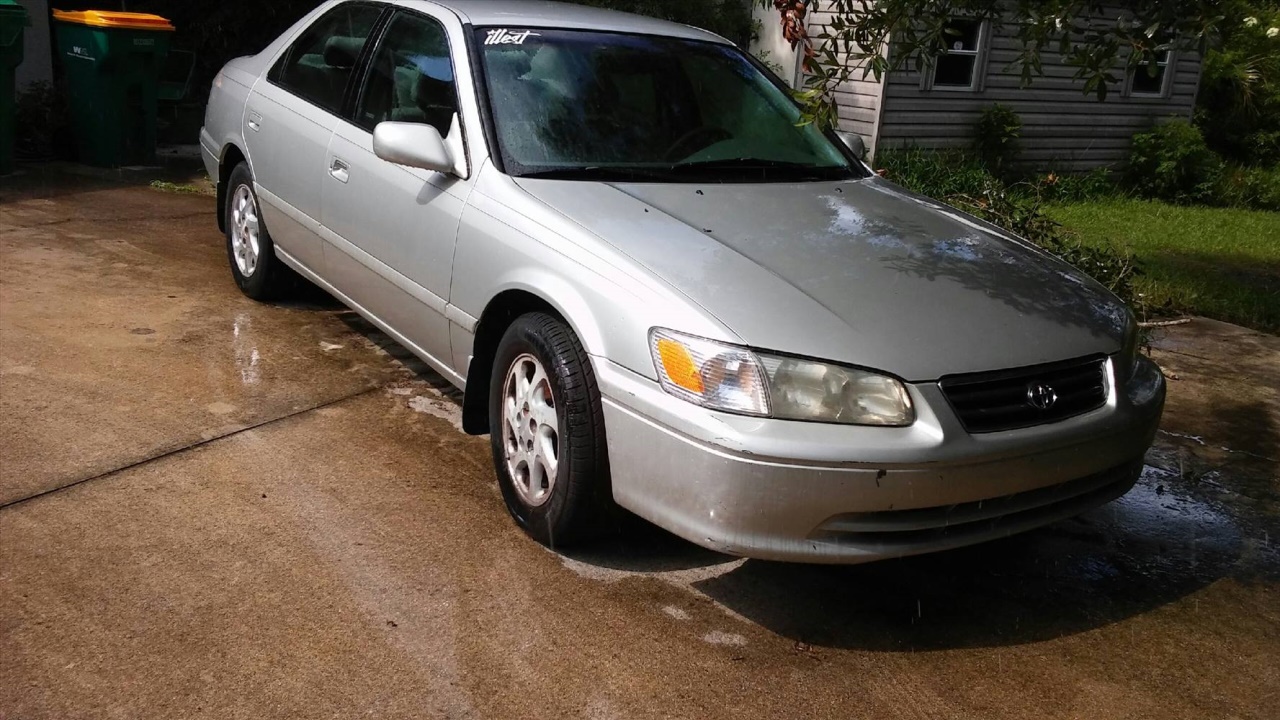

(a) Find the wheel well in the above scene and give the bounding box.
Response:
[462,290,560,435]
[216,144,247,233]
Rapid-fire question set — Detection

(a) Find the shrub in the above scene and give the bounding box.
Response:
[1195,3,1280,165]
[1216,164,1280,210]
[876,147,997,200]
[1126,120,1225,205]
[973,104,1022,177]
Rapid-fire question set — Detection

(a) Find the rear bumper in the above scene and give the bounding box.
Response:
[596,355,1165,564]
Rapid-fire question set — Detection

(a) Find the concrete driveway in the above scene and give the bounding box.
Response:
[2,170,1277,720]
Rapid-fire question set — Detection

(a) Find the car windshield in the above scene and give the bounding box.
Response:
[473,28,866,182]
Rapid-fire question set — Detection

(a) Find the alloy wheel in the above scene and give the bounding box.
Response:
[230,184,261,278]
[502,353,559,507]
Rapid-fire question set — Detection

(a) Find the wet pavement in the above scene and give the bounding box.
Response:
[1,170,1277,719]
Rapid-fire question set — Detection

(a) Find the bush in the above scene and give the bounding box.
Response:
[1216,164,1280,210]
[1195,3,1280,166]
[1126,120,1225,205]
[973,104,1022,177]
[877,147,997,200]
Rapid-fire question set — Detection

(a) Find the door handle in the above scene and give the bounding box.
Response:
[247,112,262,132]
[329,157,350,184]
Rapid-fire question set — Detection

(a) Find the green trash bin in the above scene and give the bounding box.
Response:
[0,0,29,175]
[52,9,174,167]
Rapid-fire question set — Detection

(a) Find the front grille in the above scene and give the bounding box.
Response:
[940,355,1108,433]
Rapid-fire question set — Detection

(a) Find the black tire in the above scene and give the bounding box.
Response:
[488,312,614,548]
[225,162,291,301]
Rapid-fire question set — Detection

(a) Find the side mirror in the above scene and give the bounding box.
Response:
[835,131,867,159]
[374,121,456,176]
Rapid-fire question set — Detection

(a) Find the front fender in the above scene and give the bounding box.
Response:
[451,169,737,382]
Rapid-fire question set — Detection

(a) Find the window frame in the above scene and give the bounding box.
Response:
[922,18,990,93]
[265,1,392,117]
[1125,49,1174,99]
[349,8,464,135]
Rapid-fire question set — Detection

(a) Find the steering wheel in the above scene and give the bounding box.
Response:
[663,126,732,162]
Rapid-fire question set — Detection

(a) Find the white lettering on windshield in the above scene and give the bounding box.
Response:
[485,29,541,45]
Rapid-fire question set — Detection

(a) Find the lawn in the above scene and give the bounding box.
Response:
[1050,199,1280,333]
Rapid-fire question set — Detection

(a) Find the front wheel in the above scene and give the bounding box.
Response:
[488,312,613,548]
[225,162,291,301]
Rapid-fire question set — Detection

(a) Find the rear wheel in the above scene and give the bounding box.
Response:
[489,312,613,548]
[225,162,291,301]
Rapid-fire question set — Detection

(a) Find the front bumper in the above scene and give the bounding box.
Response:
[596,355,1165,564]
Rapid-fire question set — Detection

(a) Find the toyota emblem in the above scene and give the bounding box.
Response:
[1026,382,1058,411]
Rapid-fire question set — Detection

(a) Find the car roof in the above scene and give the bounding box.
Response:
[398,0,730,43]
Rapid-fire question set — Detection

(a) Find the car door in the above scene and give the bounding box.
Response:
[243,2,385,276]
[319,7,472,373]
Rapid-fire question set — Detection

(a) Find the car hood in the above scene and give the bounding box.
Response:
[514,177,1130,382]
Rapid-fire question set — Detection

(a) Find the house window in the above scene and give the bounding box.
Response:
[929,19,985,91]
[1130,50,1172,97]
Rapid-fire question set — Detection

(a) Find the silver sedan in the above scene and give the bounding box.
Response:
[200,0,1166,563]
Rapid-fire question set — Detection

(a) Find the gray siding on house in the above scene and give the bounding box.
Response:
[805,4,885,152]
[876,29,1202,171]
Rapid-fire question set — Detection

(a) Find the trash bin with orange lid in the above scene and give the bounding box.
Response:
[52,9,175,167]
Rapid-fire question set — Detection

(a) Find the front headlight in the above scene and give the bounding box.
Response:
[649,329,770,416]
[649,329,914,426]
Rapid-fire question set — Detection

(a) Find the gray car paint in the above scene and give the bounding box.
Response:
[201,0,1165,563]
[514,177,1130,382]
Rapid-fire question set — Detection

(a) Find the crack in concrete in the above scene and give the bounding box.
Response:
[0,211,210,235]
[0,384,387,512]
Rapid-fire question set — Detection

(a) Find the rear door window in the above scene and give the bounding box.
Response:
[270,3,385,113]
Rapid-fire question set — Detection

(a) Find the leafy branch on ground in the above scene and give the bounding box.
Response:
[149,180,205,195]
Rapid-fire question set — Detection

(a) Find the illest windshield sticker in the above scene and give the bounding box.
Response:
[485,29,541,45]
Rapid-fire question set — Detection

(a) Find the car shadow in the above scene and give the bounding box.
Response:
[560,519,739,573]
[565,464,1263,651]
[324,305,467,405]
[694,474,1261,651]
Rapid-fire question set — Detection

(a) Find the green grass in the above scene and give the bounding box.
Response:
[1050,199,1280,332]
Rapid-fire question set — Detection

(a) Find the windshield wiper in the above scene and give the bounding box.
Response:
[668,158,845,179]
[668,158,854,181]
[516,166,671,181]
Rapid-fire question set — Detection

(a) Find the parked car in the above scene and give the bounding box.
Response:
[200,0,1166,563]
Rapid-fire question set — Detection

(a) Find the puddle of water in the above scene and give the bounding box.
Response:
[407,393,464,432]
[1159,429,1278,463]
[702,630,747,647]
[662,606,691,621]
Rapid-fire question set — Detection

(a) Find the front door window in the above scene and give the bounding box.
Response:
[355,11,460,135]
